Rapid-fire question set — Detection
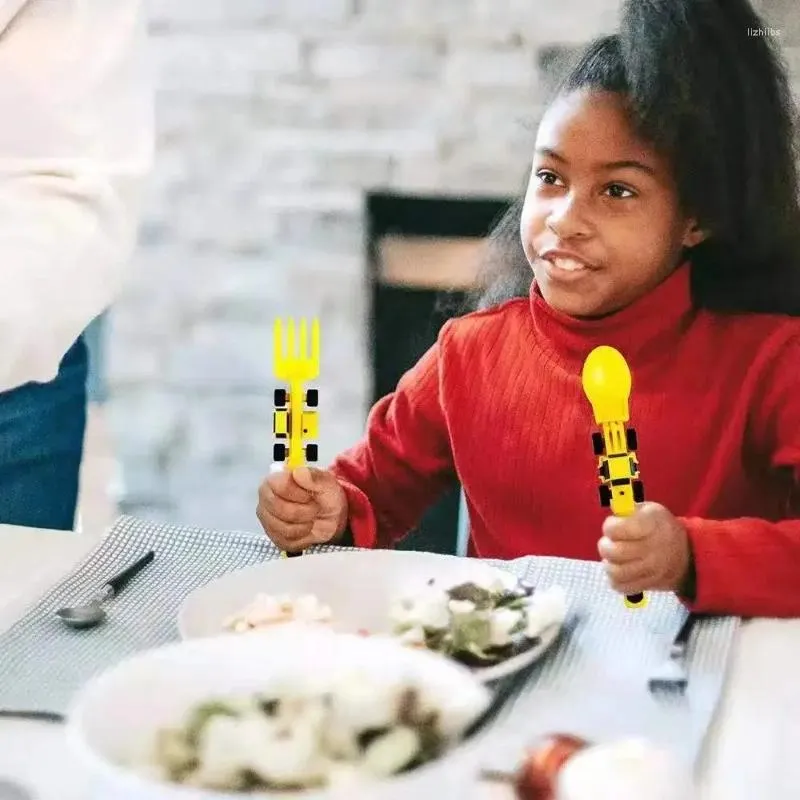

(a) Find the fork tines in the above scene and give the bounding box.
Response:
[273,317,320,381]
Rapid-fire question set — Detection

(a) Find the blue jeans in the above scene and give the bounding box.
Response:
[0,336,87,530]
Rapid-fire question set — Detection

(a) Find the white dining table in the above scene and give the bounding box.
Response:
[1,523,799,799]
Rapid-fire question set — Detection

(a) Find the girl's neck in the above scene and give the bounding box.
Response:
[529,263,695,369]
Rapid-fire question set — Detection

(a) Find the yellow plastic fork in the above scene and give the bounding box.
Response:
[273,317,321,469]
[273,318,320,559]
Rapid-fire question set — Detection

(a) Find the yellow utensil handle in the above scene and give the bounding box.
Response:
[613,503,648,609]
[287,381,306,468]
[623,592,647,608]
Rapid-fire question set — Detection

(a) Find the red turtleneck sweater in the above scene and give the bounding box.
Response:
[329,265,800,618]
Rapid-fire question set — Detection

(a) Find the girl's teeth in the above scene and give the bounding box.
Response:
[552,257,586,272]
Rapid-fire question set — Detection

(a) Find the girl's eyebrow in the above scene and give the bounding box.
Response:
[535,146,657,177]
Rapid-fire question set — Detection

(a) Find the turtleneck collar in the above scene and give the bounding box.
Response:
[529,262,695,370]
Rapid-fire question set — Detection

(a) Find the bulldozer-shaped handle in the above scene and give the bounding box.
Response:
[272,318,321,558]
[582,346,648,610]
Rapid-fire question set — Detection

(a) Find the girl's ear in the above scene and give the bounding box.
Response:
[682,219,707,248]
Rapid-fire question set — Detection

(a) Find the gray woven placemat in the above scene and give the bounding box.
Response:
[0,516,738,771]
[481,556,739,770]
[0,516,352,714]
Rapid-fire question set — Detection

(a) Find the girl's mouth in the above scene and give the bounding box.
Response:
[540,256,596,283]
[549,256,589,273]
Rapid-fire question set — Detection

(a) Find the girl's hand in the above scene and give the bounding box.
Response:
[257,466,348,552]
[597,502,691,596]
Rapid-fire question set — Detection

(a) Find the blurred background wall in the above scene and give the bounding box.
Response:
[79,0,800,540]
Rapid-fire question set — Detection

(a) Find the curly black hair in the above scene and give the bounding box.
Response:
[457,0,800,316]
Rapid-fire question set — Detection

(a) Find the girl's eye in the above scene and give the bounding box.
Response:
[605,183,636,199]
[536,171,636,199]
[535,169,563,186]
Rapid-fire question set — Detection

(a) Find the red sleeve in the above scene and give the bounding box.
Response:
[328,325,457,549]
[679,332,800,617]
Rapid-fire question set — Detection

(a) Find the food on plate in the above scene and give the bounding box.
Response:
[481,733,590,800]
[556,738,695,800]
[389,577,567,666]
[220,575,567,670]
[145,672,467,792]
[223,593,332,633]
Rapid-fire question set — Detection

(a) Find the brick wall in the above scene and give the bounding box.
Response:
[106,0,799,532]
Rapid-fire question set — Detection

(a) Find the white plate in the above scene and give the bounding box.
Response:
[67,625,491,800]
[177,550,567,683]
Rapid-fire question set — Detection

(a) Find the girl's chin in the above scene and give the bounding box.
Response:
[536,281,612,320]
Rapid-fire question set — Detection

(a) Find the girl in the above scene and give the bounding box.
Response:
[257,0,800,619]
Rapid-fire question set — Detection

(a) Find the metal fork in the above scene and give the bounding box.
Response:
[647,612,700,693]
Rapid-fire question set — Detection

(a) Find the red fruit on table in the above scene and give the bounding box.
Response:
[514,734,590,799]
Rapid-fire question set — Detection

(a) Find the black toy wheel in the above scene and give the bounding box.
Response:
[626,428,638,451]
[305,444,318,462]
[592,432,605,455]
[274,388,288,407]
[273,443,287,461]
[632,480,645,503]
[599,461,610,480]
[598,485,612,507]
[305,389,318,407]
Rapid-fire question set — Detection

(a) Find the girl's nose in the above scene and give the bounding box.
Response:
[546,194,592,239]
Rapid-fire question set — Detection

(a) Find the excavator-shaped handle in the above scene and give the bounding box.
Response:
[582,346,648,610]
[273,317,321,558]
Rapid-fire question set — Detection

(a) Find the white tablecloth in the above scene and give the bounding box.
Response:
[0,524,797,798]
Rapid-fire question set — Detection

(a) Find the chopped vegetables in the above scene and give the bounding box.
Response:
[389,580,566,667]
[148,675,454,792]
[221,576,567,669]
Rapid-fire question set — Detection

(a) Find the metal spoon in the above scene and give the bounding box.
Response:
[55,550,155,629]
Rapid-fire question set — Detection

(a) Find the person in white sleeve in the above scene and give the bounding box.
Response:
[0,0,152,530]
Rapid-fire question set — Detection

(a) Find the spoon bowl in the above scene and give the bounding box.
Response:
[53,550,155,631]
[56,601,107,630]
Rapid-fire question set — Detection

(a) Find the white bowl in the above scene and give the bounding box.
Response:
[556,738,696,800]
[177,550,517,641]
[176,549,567,683]
[67,624,492,800]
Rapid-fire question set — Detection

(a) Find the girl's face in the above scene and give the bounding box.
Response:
[520,89,705,318]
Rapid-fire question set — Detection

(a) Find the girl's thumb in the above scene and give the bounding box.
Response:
[292,466,320,493]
